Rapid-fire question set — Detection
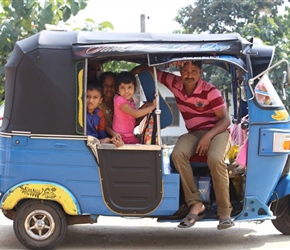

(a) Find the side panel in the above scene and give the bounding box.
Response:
[0,134,180,217]
[3,48,81,135]
[96,145,180,216]
[98,148,162,215]
[0,134,109,214]
[245,101,290,204]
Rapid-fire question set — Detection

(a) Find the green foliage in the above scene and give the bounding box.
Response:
[202,65,232,108]
[0,0,88,100]
[103,61,138,73]
[175,0,283,34]
[72,19,114,31]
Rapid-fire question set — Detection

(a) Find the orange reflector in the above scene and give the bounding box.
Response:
[283,140,290,150]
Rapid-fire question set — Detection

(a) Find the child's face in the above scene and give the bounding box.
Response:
[118,82,135,101]
[102,76,116,99]
[87,89,103,114]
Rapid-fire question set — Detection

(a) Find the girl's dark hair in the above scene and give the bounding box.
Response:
[87,84,103,97]
[99,71,117,85]
[116,71,137,88]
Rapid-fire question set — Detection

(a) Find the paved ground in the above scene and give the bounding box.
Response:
[1,211,290,249]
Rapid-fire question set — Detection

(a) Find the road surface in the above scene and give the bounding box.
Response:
[1,212,290,249]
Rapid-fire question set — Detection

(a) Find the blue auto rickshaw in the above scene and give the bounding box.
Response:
[0,30,290,249]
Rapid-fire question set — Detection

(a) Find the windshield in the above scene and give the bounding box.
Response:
[254,74,283,107]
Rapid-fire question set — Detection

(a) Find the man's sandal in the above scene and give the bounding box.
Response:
[217,217,235,230]
[178,212,205,228]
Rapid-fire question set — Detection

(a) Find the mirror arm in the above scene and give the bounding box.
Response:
[282,71,287,101]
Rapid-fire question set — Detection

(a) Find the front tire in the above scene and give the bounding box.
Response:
[271,196,290,235]
[13,200,67,249]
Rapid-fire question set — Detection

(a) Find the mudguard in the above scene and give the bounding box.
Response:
[0,181,81,215]
[269,174,290,202]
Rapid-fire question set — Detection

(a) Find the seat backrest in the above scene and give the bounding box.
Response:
[137,71,173,129]
[190,154,208,168]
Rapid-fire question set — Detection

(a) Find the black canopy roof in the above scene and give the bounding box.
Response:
[19,30,249,47]
[2,31,274,135]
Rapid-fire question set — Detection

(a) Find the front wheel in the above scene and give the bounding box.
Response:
[13,200,67,250]
[271,196,290,235]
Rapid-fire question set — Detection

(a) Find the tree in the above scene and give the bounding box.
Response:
[175,0,283,34]
[103,60,138,73]
[0,0,89,101]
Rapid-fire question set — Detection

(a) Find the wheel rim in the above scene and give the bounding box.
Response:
[24,209,56,240]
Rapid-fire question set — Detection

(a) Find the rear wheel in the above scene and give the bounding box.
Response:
[271,196,290,235]
[13,200,67,249]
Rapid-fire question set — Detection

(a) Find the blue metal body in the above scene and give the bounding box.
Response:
[0,135,179,216]
[0,31,290,227]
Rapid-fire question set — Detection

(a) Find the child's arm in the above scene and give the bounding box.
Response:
[135,100,156,125]
[97,109,108,139]
[105,125,118,137]
[120,99,156,119]
[139,100,155,110]
[97,109,120,145]
[105,125,124,147]
[99,137,112,144]
[131,64,151,75]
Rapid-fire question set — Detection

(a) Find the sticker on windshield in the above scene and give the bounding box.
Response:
[254,74,283,106]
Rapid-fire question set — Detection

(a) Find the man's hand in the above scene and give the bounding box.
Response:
[131,65,150,75]
[196,133,212,156]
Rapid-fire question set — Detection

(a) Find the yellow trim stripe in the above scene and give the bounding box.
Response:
[78,69,84,128]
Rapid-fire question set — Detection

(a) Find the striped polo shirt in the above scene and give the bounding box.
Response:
[158,71,225,131]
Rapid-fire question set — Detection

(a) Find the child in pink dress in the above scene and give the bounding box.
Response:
[112,71,155,144]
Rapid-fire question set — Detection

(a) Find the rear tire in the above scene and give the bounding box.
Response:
[271,196,290,235]
[13,200,67,249]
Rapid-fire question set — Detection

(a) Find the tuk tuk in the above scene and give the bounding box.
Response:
[0,30,290,250]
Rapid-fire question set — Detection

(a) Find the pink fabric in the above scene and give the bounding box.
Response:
[112,95,140,144]
[235,138,248,167]
[230,123,247,146]
[231,115,248,167]
[157,71,225,131]
[230,123,239,145]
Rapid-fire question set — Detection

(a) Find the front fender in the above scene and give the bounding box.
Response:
[0,181,81,215]
[269,174,290,202]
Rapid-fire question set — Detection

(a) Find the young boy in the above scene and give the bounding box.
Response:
[87,84,111,143]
